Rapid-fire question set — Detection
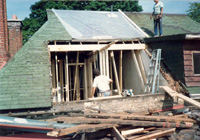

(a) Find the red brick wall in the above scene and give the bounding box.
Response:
[8,20,23,57]
[0,0,9,69]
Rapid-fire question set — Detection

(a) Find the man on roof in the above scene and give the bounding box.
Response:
[91,69,113,98]
[150,0,164,36]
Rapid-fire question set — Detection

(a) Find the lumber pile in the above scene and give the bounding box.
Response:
[46,109,198,140]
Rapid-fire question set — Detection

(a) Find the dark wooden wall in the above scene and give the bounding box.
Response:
[183,40,200,87]
[148,41,185,84]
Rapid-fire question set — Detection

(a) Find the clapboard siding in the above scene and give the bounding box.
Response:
[183,40,200,87]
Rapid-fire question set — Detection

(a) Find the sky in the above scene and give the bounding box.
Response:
[6,0,199,20]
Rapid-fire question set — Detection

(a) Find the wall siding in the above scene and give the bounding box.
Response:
[183,40,200,87]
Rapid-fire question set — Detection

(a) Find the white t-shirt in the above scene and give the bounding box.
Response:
[92,75,111,92]
[153,2,164,14]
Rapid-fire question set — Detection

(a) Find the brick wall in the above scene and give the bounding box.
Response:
[8,18,23,57]
[0,0,9,70]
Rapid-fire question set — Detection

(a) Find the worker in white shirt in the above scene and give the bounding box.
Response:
[91,69,113,98]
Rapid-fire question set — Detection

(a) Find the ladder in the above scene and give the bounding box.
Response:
[145,49,162,94]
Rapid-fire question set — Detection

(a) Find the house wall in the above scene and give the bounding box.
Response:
[183,40,200,95]
[0,0,9,69]
[147,41,185,84]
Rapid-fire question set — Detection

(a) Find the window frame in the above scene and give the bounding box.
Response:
[192,51,200,76]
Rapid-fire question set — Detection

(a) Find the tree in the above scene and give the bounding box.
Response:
[187,2,200,23]
[22,1,143,44]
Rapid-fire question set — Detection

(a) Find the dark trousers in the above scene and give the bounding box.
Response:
[154,17,162,36]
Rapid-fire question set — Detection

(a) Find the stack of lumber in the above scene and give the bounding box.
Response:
[47,112,196,140]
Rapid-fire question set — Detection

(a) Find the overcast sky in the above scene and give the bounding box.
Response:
[6,0,199,20]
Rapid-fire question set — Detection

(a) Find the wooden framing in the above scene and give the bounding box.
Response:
[48,44,146,52]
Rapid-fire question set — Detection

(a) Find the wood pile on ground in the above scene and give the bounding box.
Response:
[46,107,200,140]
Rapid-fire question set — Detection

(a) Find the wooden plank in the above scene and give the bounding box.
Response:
[112,127,125,140]
[162,86,200,108]
[185,71,194,76]
[65,53,69,101]
[186,82,200,87]
[48,44,146,52]
[73,52,79,100]
[85,113,195,123]
[49,117,193,128]
[121,128,144,136]
[83,60,88,100]
[172,114,188,118]
[55,53,61,103]
[88,95,122,100]
[111,51,121,95]
[184,60,192,66]
[133,128,176,140]
[185,76,200,82]
[123,127,156,138]
[105,49,109,77]
[183,54,192,60]
[152,104,184,113]
[59,59,64,102]
[183,51,192,55]
[47,124,116,137]
[99,40,117,52]
[119,50,123,91]
[184,65,193,71]
[135,50,147,84]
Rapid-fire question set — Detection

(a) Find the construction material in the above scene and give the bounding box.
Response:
[162,86,200,108]
[47,124,116,137]
[145,49,162,94]
[73,52,79,101]
[111,51,121,95]
[119,50,123,91]
[112,127,125,140]
[85,113,195,123]
[49,117,193,128]
[65,53,69,101]
[121,128,144,137]
[128,128,176,140]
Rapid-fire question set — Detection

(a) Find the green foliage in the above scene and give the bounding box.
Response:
[187,2,200,23]
[22,1,143,44]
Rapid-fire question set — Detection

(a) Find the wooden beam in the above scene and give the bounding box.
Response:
[105,49,109,77]
[73,52,79,101]
[135,50,147,84]
[65,53,69,101]
[83,60,88,100]
[112,127,125,140]
[161,86,200,108]
[111,51,121,95]
[123,127,156,138]
[109,55,113,95]
[119,50,123,91]
[131,51,145,92]
[85,113,195,123]
[55,53,61,102]
[49,117,193,128]
[48,44,146,52]
[132,128,176,140]
[47,124,116,137]
[121,128,144,137]
[59,59,64,102]
[99,40,117,52]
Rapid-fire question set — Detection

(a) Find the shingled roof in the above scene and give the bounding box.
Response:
[126,12,200,36]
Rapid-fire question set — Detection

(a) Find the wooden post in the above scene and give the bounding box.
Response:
[59,59,64,102]
[77,66,80,100]
[102,50,106,75]
[65,53,69,101]
[99,52,103,75]
[119,50,123,91]
[131,51,145,92]
[83,59,88,100]
[109,55,113,95]
[51,59,56,103]
[105,49,109,77]
[111,51,121,95]
[135,50,147,85]
[55,53,61,102]
[93,52,96,69]
[69,66,72,101]
[73,52,79,101]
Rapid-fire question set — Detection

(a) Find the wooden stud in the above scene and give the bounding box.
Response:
[65,53,69,101]
[59,59,64,102]
[73,52,79,101]
[109,55,113,95]
[51,59,56,103]
[99,51,103,75]
[135,50,147,84]
[55,53,61,103]
[131,51,145,93]
[119,50,123,91]
[105,49,109,77]
[84,59,88,100]
[111,51,121,95]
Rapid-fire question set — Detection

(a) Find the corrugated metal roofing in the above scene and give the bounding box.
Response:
[52,9,146,40]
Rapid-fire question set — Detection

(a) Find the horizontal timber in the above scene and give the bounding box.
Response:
[48,44,146,52]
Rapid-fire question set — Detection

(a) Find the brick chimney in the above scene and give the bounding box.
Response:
[0,0,9,70]
[8,15,23,58]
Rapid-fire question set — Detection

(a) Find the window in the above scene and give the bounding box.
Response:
[193,52,200,74]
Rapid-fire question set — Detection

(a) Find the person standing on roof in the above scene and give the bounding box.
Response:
[91,69,113,98]
[150,0,164,36]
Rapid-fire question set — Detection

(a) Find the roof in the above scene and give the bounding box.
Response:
[52,9,146,40]
[0,10,71,110]
[126,12,200,37]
